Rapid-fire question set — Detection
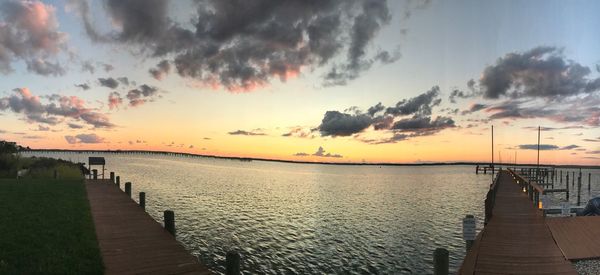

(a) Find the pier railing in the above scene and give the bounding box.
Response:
[484,170,502,225]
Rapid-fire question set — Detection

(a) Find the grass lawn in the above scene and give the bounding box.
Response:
[0,179,103,274]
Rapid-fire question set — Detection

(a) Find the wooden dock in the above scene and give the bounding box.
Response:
[85,179,210,274]
[460,170,576,274]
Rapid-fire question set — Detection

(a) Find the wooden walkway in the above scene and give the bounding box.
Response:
[85,179,210,274]
[460,171,576,274]
[547,216,600,260]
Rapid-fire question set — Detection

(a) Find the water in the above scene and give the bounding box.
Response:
[26,152,523,274]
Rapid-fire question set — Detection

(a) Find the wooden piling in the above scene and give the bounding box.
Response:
[53,169,58,179]
[560,170,562,183]
[433,248,449,275]
[139,192,145,210]
[125,182,132,196]
[589,173,592,192]
[116,176,120,186]
[93,169,98,180]
[164,210,175,236]
[110,172,115,183]
[226,250,241,275]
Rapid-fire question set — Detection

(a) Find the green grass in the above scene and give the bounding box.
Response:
[0,179,104,274]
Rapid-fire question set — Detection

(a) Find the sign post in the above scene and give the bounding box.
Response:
[463,215,477,252]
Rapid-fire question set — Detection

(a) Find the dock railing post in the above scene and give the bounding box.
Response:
[125,182,132,196]
[92,169,98,180]
[110,172,115,183]
[139,192,145,210]
[433,248,449,275]
[116,176,120,186]
[577,176,582,206]
[226,250,241,275]
[164,210,175,236]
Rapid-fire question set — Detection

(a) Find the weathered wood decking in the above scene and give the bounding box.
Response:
[460,171,576,274]
[547,216,600,260]
[85,179,210,274]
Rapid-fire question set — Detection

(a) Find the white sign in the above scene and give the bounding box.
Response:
[463,216,477,240]
[561,202,571,216]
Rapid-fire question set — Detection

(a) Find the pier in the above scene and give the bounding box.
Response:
[459,169,577,274]
[85,179,210,274]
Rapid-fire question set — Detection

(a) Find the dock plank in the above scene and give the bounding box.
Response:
[459,171,576,275]
[85,180,211,275]
[547,216,600,260]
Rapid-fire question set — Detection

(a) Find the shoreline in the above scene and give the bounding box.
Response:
[25,148,600,169]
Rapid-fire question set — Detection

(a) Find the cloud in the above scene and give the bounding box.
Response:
[312,146,342,158]
[26,58,65,76]
[478,46,600,99]
[37,125,49,131]
[561,144,580,150]
[68,123,84,129]
[64,133,104,144]
[316,86,454,142]
[0,1,67,75]
[449,89,477,103]
[461,103,487,115]
[101,63,114,72]
[108,92,122,109]
[391,116,455,132]
[98,77,119,89]
[70,0,425,91]
[0,88,114,128]
[518,144,559,150]
[318,111,373,137]
[295,146,343,158]
[281,126,313,138]
[81,60,95,74]
[149,60,170,80]
[126,84,160,107]
[385,86,441,116]
[228,129,266,136]
[117,77,130,86]
[75,83,91,90]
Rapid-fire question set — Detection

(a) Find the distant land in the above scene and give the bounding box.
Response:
[24,148,600,169]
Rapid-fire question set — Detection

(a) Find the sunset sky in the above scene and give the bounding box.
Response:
[1,0,600,165]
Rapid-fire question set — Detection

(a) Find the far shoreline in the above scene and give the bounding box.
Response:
[24,148,600,170]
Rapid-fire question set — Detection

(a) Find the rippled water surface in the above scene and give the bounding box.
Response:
[28,152,525,274]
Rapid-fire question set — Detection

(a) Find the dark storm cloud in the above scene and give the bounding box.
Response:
[75,83,91,90]
[149,60,170,80]
[391,116,455,132]
[518,144,559,150]
[318,111,373,137]
[228,129,266,136]
[478,47,600,99]
[98,77,119,89]
[385,86,441,116]
[64,133,104,144]
[126,84,160,107]
[71,0,425,90]
[0,88,114,128]
[316,86,454,143]
[0,1,67,75]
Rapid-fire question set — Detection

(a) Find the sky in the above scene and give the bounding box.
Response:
[1,0,600,165]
